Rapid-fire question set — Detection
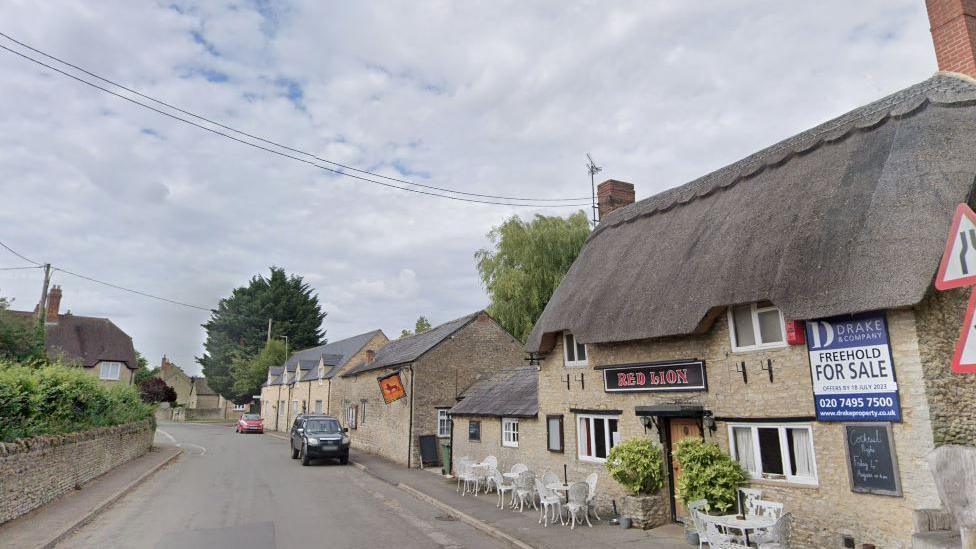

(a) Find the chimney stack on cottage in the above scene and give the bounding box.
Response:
[927,0,976,78]
[365,349,376,364]
[45,285,62,324]
[597,179,636,221]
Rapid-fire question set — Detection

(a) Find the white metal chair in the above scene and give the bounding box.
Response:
[753,512,793,548]
[482,456,498,493]
[541,471,563,503]
[457,460,480,496]
[687,500,709,549]
[491,470,515,509]
[739,488,763,516]
[702,515,737,548]
[753,500,784,520]
[514,471,537,512]
[584,473,600,521]
[566,482,592,529]
[510,463,528,476]
[534,478,564,527]
[455,458,471,494]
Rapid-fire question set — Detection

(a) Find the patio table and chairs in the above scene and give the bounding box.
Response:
[514,470,537,512]
[565,481,592,529]
[491,470,515,509]
[534,478,564,527]
[455,457,479,496]
[689,490,792,548]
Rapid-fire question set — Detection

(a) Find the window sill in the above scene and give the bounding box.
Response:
[729,343,788,354]
[745,477,819,490]
[578,456,607,464]
[502,443,518,449]
[563,362,589,368]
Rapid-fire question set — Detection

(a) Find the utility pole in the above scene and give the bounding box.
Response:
[586,154,602,227]
[267,318,272,343]
[37,263,51,323]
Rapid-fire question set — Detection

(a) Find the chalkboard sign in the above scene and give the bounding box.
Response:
[418,435,440,468]
[844,423,902,496]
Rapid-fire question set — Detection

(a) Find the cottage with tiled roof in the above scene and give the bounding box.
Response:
[8,286,138,385]
[333,311,524,468]
[260,329,389,432]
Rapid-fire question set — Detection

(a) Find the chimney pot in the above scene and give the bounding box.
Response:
[597,179,636,221]
[926,0,976,79]
[46,285,62,324]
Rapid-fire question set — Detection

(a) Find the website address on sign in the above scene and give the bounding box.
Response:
[817,408,899,419]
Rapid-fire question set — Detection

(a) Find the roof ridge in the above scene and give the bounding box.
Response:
[593,73,976,237]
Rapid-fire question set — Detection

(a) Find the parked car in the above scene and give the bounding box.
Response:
[289,415,350,466]
[236,413,264,434]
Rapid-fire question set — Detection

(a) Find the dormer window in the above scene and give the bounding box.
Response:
[563,332,588,367]
[728,302,786,352]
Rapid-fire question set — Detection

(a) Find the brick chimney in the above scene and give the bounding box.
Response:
[45,285,62,324]
[927,0,976,78]
[366,349,376,364]
[597,179,636,221]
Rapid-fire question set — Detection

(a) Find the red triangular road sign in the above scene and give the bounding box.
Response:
[935,203,976,291]
[951,289,976,374]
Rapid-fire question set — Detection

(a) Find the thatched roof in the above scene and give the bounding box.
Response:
[8,311,138,369]
[449,367,538,418]
[528,73,976,353]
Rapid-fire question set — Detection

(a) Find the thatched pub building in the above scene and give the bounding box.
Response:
[451,4,976,546]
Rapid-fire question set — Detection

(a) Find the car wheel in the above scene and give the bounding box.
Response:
[339,454,349,465]
[301,444,310,466]
[291,443,299,459]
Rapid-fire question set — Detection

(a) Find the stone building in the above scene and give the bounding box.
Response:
[157,356,193,405]
[7,286,138,386]
[260,330,388,432]
[440,6,976,546]
[336,311,524,468]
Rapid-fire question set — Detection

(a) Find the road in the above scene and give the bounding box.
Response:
[57,422,509,549]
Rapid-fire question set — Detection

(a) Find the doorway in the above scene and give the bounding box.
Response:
[665,417,702,521]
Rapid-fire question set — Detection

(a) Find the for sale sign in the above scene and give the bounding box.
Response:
[806,313,901,422]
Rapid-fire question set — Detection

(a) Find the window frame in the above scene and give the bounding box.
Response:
[501,417,519,448]
[347,404,358,430]
[360,399,367,424]
[314,400,323,414]
[727,422,819,485]
[468,420,481,442]
[576,413,620,463]
[546,415,564,453]
[98,361,122,380]
[562,332,589,367]
[436,409,451,438]
[727,303,787,353]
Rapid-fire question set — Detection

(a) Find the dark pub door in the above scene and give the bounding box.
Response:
[666,417,702,520]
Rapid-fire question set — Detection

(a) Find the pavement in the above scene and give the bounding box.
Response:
[348,449,687,549]
[0,444,182,549]
[47,422,513,549]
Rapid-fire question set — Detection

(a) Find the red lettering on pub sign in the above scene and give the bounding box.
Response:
[602,360,707,393]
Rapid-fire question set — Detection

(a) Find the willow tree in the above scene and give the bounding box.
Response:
[475,211,590,342]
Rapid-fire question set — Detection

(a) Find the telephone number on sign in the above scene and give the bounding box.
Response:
[818,396,894,409]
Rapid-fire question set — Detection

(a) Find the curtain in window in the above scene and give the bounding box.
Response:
[790,428,814,477]
[733,427,757,473]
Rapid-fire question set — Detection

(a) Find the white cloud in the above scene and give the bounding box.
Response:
[0,0,936,374]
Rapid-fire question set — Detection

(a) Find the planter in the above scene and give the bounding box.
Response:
[620,492,670,530]
[685,530,700,546]
[619,517,632,529]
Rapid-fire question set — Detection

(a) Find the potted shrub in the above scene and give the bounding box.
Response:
[605,438,669,529]
[673,438,747,515]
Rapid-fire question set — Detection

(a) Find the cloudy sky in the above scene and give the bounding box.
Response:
[0,1,938,375]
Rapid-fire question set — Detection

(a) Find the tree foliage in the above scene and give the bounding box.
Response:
[475,211,590,342]
[605,438,666,495]
[0,295,46,364]
[231,339,288,399]
[672,439,747,514]
[198,267,325,401]
[138,377,177,404]
[399,315,432,339]
[132,351,156,385]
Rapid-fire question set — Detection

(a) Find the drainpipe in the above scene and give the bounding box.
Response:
[326,379,331,415]
[407,365,415,468]
[307,381,311,412]
[275,383,282,431]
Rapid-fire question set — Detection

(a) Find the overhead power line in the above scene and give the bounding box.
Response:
[0,265,44,271]
[53,267,213,311]
[0,32,593,208]
[0,239,41,266]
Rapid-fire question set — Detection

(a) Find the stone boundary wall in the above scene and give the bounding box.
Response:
[185,407,224,421]
[0,419,155,524]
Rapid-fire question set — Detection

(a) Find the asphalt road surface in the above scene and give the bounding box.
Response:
[57,422,509,549]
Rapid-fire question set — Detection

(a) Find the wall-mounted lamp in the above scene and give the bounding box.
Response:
[736,361,748,384]
[702,411,717,432]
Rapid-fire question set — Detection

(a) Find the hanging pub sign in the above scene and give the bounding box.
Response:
[601,359,707,393]
[377,371,407,404]
[806,313,901,422]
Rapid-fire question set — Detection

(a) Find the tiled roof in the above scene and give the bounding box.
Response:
[450,367,538,418]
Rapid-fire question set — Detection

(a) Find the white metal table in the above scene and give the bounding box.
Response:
[712,514,776,545]
[546,482,572,522]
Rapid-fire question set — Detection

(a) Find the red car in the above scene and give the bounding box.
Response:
[236,413,264,434]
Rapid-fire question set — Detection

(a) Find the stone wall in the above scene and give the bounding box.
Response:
[0,420,154,525]
[915,287,976,446]
[185,407,225,421]
[335,364,412,465]
[519,305,944,548]
[451,416,547,473]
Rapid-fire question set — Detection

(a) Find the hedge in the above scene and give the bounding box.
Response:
[0,362,153,442]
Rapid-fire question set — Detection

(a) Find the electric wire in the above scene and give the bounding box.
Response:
[0,33,593,207]
[0,239,41,266]
[0,265,44,271]
[52,267,212,311]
